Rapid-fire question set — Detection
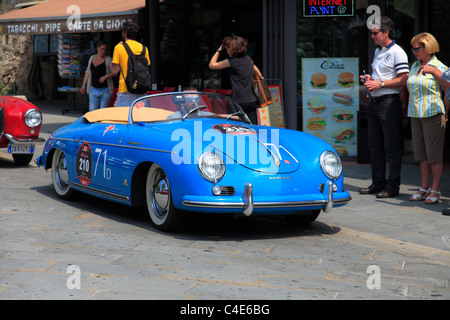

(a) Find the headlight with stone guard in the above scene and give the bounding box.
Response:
[25,109,42,128]
[320,151,343,180]
[197,152,225,183]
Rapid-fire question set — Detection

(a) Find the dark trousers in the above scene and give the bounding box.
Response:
[240,101,258,124]
[368,94,403,192]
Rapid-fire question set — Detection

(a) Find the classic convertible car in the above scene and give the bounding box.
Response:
[37,92,351,231]
[0,96,45,166]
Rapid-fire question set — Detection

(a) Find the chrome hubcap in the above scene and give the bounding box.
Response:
[56,154,69,190]
[151,169,169,219]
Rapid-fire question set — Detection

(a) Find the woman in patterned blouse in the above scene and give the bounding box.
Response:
[406,33,450,204]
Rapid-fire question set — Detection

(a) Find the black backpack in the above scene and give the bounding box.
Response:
[122,42,151,94]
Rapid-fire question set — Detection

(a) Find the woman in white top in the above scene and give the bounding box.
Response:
[80,41,116,111]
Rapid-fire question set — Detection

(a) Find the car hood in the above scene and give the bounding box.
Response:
[164,119,302,174]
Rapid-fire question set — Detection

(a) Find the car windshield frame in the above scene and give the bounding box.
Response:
[127,92,251,124]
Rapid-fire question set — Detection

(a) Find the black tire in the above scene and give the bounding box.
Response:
[12,154,33,166]
[146,164,185,232]
[51,149,77,200]
[285,210,321,225]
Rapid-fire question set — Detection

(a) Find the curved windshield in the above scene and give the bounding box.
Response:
[128,92,250,124]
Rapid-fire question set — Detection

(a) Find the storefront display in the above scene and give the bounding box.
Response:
[302,57,359,157]
[58,34,82,77]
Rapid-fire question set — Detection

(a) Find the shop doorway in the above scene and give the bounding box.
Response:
[156,0,263,90]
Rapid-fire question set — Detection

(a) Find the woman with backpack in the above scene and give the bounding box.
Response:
[80,41,115,111]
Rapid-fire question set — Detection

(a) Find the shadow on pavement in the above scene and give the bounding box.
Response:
[32,183,341,241]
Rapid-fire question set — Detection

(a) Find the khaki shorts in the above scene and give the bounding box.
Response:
[411,113,446,163]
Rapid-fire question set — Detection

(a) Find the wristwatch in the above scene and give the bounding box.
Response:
[381,81,385,88]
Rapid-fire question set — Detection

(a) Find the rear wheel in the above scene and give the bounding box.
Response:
[285,210,320,225]
[146,164,185,232]
[51,149,77,200]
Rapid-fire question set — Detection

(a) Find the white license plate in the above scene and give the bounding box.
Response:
[8,144,34,154]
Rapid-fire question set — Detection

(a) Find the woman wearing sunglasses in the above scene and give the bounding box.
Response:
[406,33,450,204]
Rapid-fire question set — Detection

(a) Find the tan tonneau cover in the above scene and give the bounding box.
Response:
[83,107,173,124]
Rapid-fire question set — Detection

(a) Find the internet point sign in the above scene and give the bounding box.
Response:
[303,0,354,17]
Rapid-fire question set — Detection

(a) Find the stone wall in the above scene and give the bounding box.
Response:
[0,34,34,95]
[0,0,36,95]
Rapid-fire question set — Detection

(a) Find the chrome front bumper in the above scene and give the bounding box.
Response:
[5,133,45,145]
[183,182,352,216]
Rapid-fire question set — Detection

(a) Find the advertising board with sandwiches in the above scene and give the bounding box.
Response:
[302,58,359,157]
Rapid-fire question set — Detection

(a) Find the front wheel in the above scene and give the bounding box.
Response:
[51,149,77,200]
[146,164,185,232]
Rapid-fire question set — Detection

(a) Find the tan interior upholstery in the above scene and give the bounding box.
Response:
[83,107,174,124]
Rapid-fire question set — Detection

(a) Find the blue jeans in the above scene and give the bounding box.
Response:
[89,87,112,111]
[114,92,146,107]
[368,94,403,192]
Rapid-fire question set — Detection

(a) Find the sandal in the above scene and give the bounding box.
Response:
[425,190,441,205]
[409,188,431,201]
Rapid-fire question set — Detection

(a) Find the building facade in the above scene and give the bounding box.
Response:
[147,0,449,132]
[0,0,449,135]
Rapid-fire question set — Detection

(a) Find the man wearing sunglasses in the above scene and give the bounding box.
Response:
[359,16,409,199]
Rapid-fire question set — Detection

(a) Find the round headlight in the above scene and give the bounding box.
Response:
[320,151,343,180]
[198,152,225,183]
[25,109,42,128]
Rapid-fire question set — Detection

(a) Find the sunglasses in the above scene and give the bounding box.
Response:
[371,30,381,36]
[411,46,424,52]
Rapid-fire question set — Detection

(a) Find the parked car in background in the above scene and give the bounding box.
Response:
[0,96,44,166]
[37,92,351,232]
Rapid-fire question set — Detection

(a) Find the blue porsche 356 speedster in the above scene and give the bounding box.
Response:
[37,92,351,231]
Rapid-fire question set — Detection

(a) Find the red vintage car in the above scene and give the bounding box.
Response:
[0,96,45,166]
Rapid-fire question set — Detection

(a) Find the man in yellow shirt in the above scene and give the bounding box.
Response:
[111,21,151,107]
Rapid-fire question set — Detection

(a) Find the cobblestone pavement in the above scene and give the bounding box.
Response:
[0,101,449,301]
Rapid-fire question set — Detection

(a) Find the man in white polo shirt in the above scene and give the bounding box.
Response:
[359,16,409,198]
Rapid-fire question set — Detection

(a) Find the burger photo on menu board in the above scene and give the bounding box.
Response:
[333,108,354,123]
[334,145,349,157]
[307,95,326,114]
[337,72,355,88]
[310,72,327,89]
[306,117,326,130]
